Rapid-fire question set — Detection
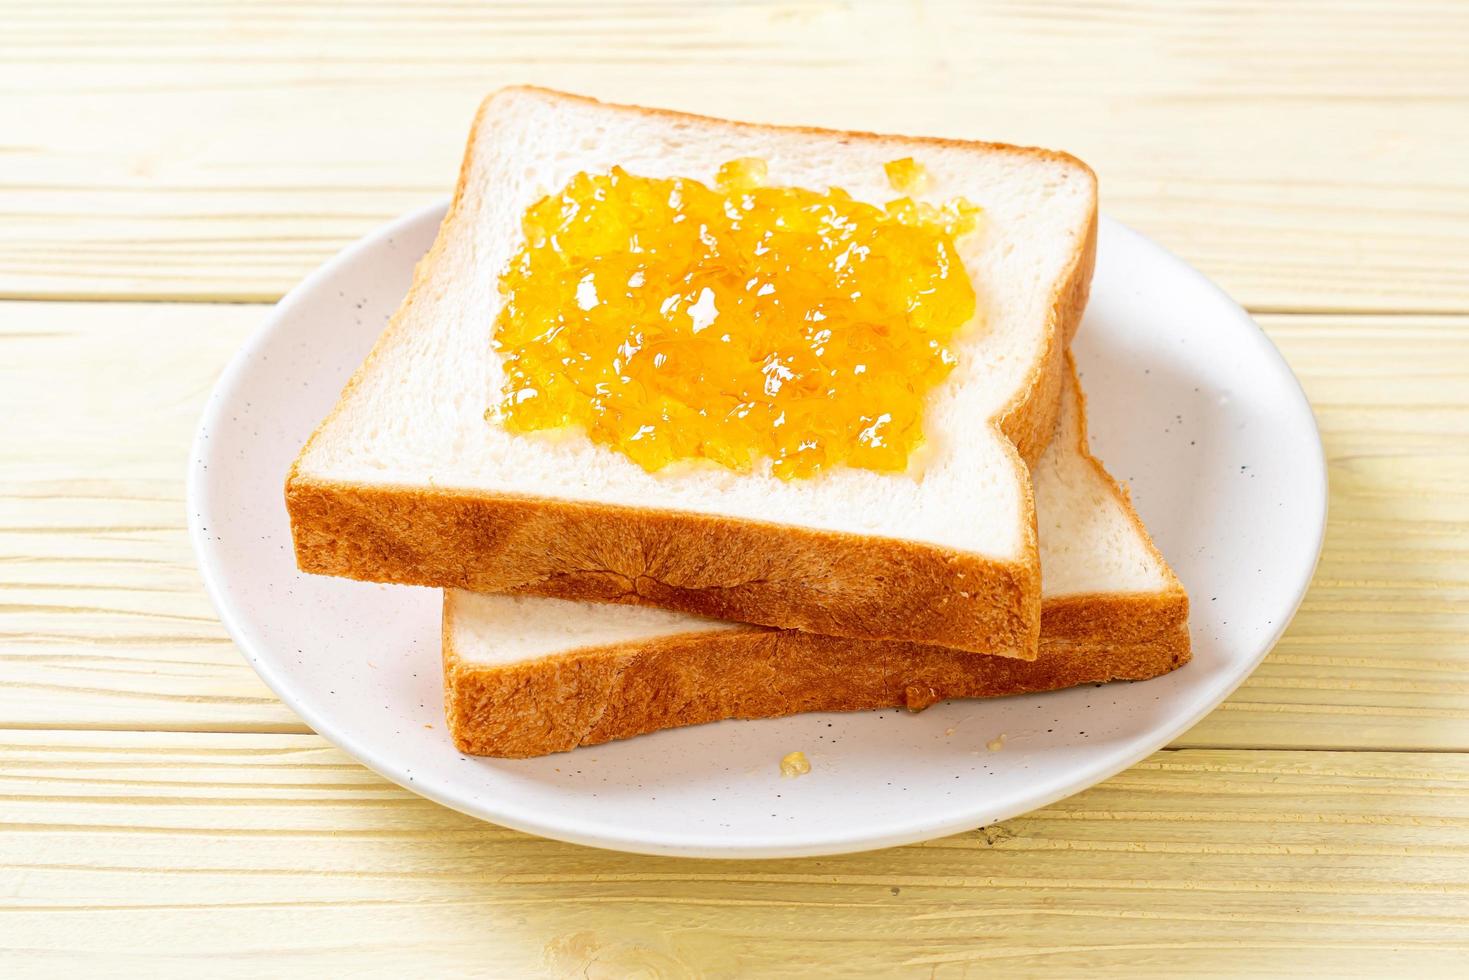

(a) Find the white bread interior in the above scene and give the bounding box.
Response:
[440,362,1191,766]
[289,88,1097,654]
[295,89,1094,556]
[450,363,1172,665]
[442,361,1190,757]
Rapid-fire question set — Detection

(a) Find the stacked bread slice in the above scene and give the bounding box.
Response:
[286,87,1097,659]
[443,362,1189,757]
[286,88,1189,758]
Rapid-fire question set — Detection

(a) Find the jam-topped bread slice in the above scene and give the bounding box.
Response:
[287,87,1098,657]
[441,361,1190,758]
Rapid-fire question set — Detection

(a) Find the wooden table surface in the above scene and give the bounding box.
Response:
[3,1,1467,974]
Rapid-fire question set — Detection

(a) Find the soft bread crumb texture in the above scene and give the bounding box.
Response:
[454,591,730,666]
[293,87,1095,556]
[1034,369,1171,595]
[453,365,1172,666]
[289,87,1097,655]
[443,360,1190,758]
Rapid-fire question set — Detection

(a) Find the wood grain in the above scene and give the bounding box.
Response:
[3,731,1468,975]
[1,0,1466,310]
[0,302,298,733]
[2,302,1464,750]
[4,4,1468,969]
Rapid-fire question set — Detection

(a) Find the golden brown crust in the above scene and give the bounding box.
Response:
[290,478,1039,656]
[439,348,1191,760]
[442,588,1190,759]
[1000,205,1098,465]
[288,86,1097,658]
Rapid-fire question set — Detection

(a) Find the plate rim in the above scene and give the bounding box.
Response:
[188,201,1328,858]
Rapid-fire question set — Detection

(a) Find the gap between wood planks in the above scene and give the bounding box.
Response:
[4,293,1469,318]
[4,719,1469,756]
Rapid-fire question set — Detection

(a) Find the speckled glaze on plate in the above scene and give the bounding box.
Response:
[188,203,1326,858]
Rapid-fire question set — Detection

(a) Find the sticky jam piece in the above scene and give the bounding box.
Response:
[493,159,981,478]
[884,156,930,193]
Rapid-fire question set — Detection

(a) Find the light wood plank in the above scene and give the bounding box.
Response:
[1186,316,1469,749]
[1,0,1466,309]
[1,302,1465,750]
[2,732,1468,975]
[3,2,1465,970]
[0,302,300,733]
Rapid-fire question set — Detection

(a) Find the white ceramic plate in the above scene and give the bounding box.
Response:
[189,203,1326,858]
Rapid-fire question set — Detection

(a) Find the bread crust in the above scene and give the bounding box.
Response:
[442,587,1189,759]
[440,353,1191,759]
[289,478,1038,654]
[287,87,1098,658]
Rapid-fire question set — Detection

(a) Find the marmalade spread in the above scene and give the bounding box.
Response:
[492,157,981,478]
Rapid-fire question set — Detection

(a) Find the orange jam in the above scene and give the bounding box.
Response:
[492,158,981,478]
[883,156,931,194]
